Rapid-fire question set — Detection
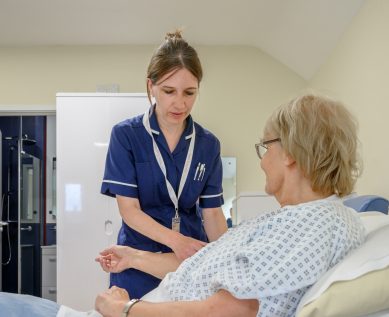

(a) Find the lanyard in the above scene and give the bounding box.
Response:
[142,106,196,218]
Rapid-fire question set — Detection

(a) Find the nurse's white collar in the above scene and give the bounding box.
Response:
[151,128,194,140]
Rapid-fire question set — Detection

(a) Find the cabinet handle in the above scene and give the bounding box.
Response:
[48,288,57,294]
[49,257,56,262]
[105,220,113,236]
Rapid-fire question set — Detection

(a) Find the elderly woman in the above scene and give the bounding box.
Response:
[0,94,366,317]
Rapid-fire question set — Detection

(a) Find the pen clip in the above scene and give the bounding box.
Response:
[201,166,206,181]
[198,164,205,181]
[194,162,201,180]
[197,164,204,181]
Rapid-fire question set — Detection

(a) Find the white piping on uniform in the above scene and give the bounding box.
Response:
[103,180,138,188]
[185,133,194,140]
[200,193,223,198]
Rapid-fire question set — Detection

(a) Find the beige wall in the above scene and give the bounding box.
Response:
[0,45,306,194]
[309,0,389,198]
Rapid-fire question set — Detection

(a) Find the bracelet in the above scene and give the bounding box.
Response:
[121,298,141,317]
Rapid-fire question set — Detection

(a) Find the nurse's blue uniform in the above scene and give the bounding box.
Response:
[101,105,224,298]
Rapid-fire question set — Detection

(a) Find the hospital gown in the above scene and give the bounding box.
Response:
[162,198,366,317]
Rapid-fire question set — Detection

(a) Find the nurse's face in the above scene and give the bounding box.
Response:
[148,68,199,128]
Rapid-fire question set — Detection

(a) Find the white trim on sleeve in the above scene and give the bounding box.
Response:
[103,180,138,188]
[200,192,223,199]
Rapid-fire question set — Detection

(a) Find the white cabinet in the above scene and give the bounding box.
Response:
[41,245,57,301]
[56,93,148,310]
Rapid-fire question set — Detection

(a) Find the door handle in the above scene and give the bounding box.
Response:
[21,225,32,232]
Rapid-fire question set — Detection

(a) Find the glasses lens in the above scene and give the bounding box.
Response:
[259,145,267,159]
[255,143,267,159]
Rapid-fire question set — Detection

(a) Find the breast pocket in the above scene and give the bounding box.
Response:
[135,162,156,207]
[180,179,205,209]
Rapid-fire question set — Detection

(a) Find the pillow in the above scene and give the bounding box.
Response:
[358,211,389,233]
[296,216,389,317]
[297,265,389,317]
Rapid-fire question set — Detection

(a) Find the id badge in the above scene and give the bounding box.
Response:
[172,216,181,232]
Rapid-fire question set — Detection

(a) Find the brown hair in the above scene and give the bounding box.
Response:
[265,93,362,197]
[146,30,203,104]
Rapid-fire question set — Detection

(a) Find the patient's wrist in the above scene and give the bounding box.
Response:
[121,298,141,317]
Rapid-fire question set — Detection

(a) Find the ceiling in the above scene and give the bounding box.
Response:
[0,0,364,79]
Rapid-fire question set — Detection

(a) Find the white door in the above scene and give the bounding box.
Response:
[56,93,148,310]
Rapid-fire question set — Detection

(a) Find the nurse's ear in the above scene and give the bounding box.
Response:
[147,79,157,105]
[147,78,154,97]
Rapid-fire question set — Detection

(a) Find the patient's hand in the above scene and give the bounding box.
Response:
[95,286,129,317]
[95,245,137,273]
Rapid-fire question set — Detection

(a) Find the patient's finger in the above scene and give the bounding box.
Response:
[95,254,113,262]
[100,260,111,272]
[99,245,116,255]
[95,257,113,273]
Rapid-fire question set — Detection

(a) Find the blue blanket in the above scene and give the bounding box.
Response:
[0,292,59,317]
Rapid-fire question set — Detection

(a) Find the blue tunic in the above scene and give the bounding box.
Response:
[101,108,224,298]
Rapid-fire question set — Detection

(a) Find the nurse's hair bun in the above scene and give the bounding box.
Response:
[165,29,183,41]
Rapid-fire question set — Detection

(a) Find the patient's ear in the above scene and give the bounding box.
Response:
[283,152,295,167]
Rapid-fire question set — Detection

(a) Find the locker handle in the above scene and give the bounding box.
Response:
[105,220,113,236]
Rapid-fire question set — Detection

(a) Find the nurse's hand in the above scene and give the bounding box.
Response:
[170,234,207,261]
[95,245,137,273]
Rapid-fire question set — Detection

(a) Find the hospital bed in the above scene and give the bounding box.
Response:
[344,194,389,214]
[1,197,389,317]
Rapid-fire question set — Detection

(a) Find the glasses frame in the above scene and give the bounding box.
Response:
[255,138,281,159]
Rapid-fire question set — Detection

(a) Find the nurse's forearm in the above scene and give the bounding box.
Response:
[116,195,184,251]
[131,250,180,279]
[202,207,228,242]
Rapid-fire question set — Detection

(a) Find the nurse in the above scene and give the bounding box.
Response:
[101,30,228,298]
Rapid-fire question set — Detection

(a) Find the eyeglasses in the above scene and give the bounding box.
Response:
[255,138,281,159]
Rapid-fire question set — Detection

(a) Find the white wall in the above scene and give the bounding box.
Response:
[309,0,389,198]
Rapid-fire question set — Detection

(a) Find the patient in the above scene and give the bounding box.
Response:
[0,94,366,317]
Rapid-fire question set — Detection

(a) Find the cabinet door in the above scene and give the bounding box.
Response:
[42,287,57,301]
[57,93,148,310]
[42,251,56,287]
